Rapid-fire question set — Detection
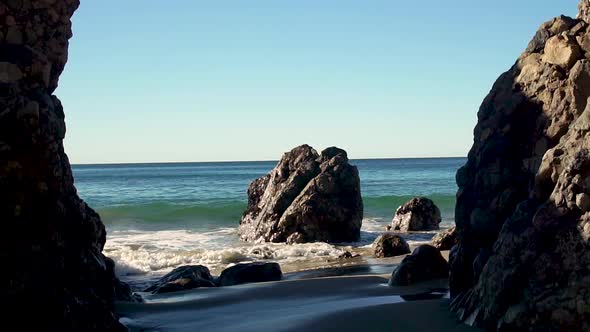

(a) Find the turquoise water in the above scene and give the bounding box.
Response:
[72,158,464,276]
[73,158,463,229]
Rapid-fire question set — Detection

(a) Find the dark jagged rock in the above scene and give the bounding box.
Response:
[0,1,124,330]
[239,145,363,244]
[391,197,441,232]
[451,1,590,330]
[389,245,449,286]
[217,262,282,287]
[372,233,411,258]
[144,265,216,294]
[114,279,143,303]
[431,226,457,251]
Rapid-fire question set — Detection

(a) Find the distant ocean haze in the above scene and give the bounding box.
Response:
[72,158,464,278]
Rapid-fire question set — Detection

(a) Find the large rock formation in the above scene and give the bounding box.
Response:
[391,197,441,232]
[239,145,363,244]
[451,1,590,330]
[0,1,124,330]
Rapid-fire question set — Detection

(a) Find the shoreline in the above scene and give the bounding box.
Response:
[117,271,478,332]
[119,241,446,291]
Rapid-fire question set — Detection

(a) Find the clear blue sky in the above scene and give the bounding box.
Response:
[58,0,578,164]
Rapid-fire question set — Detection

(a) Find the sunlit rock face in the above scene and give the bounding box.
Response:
[451,1,590,330]
[239,145,363,244]
[0,1,124,330]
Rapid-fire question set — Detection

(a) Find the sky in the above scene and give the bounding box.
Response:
[58,1,579,164]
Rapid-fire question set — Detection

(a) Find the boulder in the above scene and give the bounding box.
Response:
[239,145,363,244]
[145,265,217,294]
[0,1,125,330]
[431,226,457,251]
[391,197,441,232]
[217,262,283,287]
[372,233,411,258]
[114,279,143,303]
[542,35,581,68]
[389,245,449,286]
[451,1,590,330]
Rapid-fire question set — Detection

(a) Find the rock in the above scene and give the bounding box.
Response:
[338,251,359,259]
[372,233,411,258]
[580,0,590,23]
[114,279,143,303]
[542,35,582,69]
[145,265,217,294]
[451,1,590,330]
[576,193,590,212]
[217,262,282,287]
[389,245,449,286]
[0,62,23,82]
[0,1,125,330]
[391,197,441,232]
[239,145,363,244]
[431,226,457,251]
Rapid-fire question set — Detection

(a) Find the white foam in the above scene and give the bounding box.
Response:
[105,216,446,278]
[105,228,347,276]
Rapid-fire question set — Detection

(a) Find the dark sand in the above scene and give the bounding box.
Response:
[117,274,480,332]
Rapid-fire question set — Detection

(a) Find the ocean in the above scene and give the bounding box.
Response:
[72,157,465,280]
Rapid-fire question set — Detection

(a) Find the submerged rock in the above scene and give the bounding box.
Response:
[372,233,411,258]
[145,265,217,294]
[239,145,363,244]
[0,1,124,330]
[217,262,282,286]
[389,245,449,286]
[451,1,590,330]
[431,227,457,251]
[391,197,441,232]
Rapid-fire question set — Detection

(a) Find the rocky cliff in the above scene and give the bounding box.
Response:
[239,145,363,244]
[451,1,590,330]
[0,1,124,330]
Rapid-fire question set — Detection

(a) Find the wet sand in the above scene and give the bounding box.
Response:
[117,272,480,332]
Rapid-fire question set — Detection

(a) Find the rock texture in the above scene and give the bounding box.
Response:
[217,262,283,287]
[372,233,411,257]
[144,265,216,294]
[389,245,449,286]
[451,1,590,330]
[431,226,457,251]
[239,145,363,244]
[391,197,441,232]
[0,1,124,330]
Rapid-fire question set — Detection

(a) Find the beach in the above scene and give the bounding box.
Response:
[70,158,471,330]
[72,158,462,281]
[117,269,479,332]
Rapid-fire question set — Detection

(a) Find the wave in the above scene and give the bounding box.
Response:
[98,194,456,229]
[99,201,247,228]
[363,194,456,216]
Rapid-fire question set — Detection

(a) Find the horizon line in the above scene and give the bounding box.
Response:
[71,155,467,166]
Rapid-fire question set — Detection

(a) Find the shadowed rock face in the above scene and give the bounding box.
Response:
[451,1,590,330]
[431,226,457,251]
[389,245,449,286]
[0,1,124,330]
[372,233,411,258]
[239,145,363,244]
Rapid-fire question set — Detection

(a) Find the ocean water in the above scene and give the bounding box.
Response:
[72,158,465,278]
